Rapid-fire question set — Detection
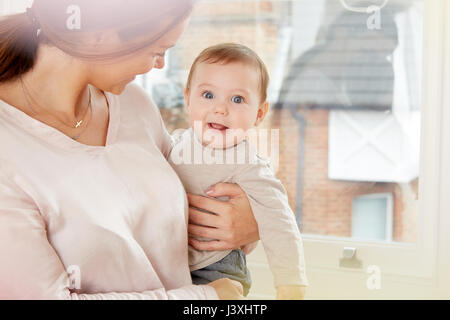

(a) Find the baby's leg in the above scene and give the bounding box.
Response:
[191,249,251,296]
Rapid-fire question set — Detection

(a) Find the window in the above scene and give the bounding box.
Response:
[351,193,393,241]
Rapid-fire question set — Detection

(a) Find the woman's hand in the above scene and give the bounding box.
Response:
[276,285,306,300]
[207,278,245,300]
[187,182,259,251]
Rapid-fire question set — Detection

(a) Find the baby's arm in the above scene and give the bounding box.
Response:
[234,158,308,299]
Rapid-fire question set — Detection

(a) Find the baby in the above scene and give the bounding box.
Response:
[168,43,308,299]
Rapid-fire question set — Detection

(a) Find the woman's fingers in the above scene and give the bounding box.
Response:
[205,182,244,199]
[188,237,234,251]
[206,278,245,300]
[187,183,259,251]
[188,207,222,228]
[188,223,230,241]
[187,193,230,216]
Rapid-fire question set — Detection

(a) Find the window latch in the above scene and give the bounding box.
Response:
[339,247,363,269]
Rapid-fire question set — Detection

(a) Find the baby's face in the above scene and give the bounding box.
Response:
[185,61,267,149]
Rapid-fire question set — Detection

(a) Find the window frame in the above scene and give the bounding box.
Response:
[299,0,449,298]
[435,0,450,298]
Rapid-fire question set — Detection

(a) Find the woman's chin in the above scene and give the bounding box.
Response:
[109,82,130,94]
[107,77,136,94]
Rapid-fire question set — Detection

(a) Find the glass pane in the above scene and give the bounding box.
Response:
[142,0,423,244]
[351,195,388,241]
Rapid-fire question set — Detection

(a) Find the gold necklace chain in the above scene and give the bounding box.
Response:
[20,77,92,140]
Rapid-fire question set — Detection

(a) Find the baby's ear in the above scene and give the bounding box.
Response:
[254,101,269,126]
[184,89,190,113]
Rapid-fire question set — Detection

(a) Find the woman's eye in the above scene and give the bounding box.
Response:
[202,91,214,99]
[151,52,165,58]
[232,95,244,104]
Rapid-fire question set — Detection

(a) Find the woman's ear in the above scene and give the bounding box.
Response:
[254,101,269,126]
[184,89,190,114]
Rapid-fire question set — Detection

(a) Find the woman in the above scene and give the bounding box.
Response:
[0,0,259,299]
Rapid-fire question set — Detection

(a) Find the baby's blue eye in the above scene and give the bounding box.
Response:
[203,91,214,99]
[232,96,244,104]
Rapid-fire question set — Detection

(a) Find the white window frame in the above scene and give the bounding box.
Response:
[248,0,449,299]
[351,193,393,242]
[296,0,450,299]
[436,0,450,298]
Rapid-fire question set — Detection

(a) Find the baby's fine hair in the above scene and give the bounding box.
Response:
[185,43,270,103]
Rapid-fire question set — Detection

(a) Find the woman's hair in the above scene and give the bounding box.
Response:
[185,43,270,103]
[0,0,196,83]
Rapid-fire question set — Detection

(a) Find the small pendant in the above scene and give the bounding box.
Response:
[75,120,83,128]
[72,135,79,140]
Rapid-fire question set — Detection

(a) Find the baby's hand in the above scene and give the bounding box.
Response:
[276,285,306,300]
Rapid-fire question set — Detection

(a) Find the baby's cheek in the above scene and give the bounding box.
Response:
[237,116,256,132]
[188,108,204,124]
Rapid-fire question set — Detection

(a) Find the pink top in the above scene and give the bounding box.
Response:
[0,83,218,300]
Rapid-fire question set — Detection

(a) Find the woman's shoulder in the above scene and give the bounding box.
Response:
[115,83,160,118]
[116,83,172,153]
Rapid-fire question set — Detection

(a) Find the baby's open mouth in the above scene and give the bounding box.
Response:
[207,122,229,131]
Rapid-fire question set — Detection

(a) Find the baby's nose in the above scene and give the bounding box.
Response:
[213,102,228,114]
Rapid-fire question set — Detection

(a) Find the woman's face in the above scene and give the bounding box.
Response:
[86,18,189,94]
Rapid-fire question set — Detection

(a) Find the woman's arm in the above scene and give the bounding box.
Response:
[187,183,260,252]
[0,173,217,300]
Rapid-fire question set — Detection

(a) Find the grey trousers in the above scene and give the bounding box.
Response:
[191,249,251,296]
